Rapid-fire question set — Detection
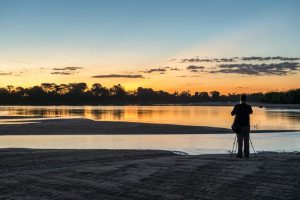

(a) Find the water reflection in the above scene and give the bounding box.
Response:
[0,106,300,130]
[0,132,299,155]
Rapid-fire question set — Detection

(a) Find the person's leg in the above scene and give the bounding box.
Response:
[243,127,250,158]
[236,133,243,158]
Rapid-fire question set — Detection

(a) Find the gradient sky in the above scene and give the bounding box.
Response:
[0,0,300,94]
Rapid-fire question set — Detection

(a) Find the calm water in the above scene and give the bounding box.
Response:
[1,132,300,155]
[1,105,300,154]
[1,105,300,130]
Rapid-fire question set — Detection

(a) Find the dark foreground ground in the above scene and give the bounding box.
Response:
[0,149,299,200]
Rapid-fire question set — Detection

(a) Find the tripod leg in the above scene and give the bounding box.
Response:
[249,137,257,157]
[235,138,238,154]
[231,136,236,156]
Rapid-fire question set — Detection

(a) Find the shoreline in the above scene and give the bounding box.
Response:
[1,102,300,108]
[0,118,298,135]
[0,148,299,199]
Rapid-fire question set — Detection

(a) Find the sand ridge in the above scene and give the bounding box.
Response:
[0,118,297,135]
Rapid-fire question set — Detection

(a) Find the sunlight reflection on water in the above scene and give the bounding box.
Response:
[0,105,300,130]
[0,132,299,155]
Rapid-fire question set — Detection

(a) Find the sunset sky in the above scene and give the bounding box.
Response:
[0,0,300,94]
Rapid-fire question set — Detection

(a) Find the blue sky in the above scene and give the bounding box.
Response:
[0,0,299,93]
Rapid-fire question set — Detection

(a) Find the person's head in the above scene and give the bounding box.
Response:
[240,94,247,102]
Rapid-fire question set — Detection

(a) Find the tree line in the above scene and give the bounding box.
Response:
[0,83,299,105]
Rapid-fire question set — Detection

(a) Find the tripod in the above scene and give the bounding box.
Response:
[231,135,256,157]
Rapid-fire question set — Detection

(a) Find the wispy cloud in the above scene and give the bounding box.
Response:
[51,72,73,75]
[0,69,27,76]
[0,72,13,76]
[179,56,300,63]
[187,65,205,70]
[187,65,205,73]
[52,67,83,71]
[208,62,300,76]
[241,56,300,61]
[181,57,238,63]
[169,67,180,71]
[51,67,83,75]
[216,58,238,62]
[92,74,145,78]
[140,67,181,74]
[140,68,167,74]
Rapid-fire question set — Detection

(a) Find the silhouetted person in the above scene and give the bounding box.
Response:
[231,94,253,158]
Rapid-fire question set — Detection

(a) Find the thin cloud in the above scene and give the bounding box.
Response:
[181,58,210,63]
[0,72,13,76]
[51,72,73,75]
[52,67,83,71]
[51,67,82,75]
[241,56,300,61]
[209,62,300,76]
[187,65,205,70]
[92,74,145,78]
[181,57,237,63]
[140,68,167,73]
[179,56,300,63]
[169,67,180,71]
[187,65,205,73]
[0,69,27,76]
[140,67,181,74]
[215,58,238,62]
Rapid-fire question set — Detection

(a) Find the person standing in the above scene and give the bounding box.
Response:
[231,94,253,158]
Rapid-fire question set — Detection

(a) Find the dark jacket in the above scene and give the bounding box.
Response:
[231,102,253,126]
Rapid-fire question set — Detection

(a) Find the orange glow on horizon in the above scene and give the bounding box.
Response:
[1,64,299,95]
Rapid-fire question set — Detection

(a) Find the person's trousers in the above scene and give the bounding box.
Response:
[236,126,250,157]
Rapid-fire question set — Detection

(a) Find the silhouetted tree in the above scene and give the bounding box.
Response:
[26,86,47,103]
[0,83,298,105]
[41,83,56,93]
[179,91,191,103]
[136,87,157,103]
[91,83,109,97]
[110,84,126,103]
[7,85,14,93]
[210,91,221,101]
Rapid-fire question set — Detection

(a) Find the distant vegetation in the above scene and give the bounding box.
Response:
[0,83,299,105]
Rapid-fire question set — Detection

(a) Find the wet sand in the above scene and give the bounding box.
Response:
[0,149,299,200]
[0,118,297,135]
[0,118,231,135]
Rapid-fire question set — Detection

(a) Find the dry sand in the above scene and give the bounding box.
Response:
[0,149,299,200]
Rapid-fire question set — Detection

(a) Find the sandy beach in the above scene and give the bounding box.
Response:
[0,118,231,135]
[0,118,297,135]
[0,149,299,200]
